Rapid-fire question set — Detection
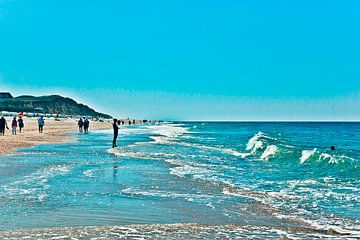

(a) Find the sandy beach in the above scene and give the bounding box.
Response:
[0,117,111,156]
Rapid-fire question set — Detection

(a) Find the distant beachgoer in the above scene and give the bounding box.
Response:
[0,117,9,136]
[18,117,24,133]
[112,118,119,148]
[84,118,89,133]
[78,118,84,133]
[11,117,17,135]
[133,119,135,125]
[330,146,335,151]
[38,116,45,133]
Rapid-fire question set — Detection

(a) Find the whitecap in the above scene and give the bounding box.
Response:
[260,145,278,160]
[246,132,264,151]
[300,148,317,164]
[319,153,336,163]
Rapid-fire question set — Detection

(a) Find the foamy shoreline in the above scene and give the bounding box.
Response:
[0,223,347,239]
[0,117,112,156]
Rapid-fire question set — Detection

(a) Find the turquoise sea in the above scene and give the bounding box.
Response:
[0,122,360,239]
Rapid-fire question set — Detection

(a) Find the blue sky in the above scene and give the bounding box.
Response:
[0,0,359,120]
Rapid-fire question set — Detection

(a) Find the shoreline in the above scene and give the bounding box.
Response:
[0,223,347,239]
[0,118,112,156]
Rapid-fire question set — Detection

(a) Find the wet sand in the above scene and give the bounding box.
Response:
[0,118,111,156]
[0,223,343,239]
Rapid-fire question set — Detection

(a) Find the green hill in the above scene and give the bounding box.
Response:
[0,95,112,118]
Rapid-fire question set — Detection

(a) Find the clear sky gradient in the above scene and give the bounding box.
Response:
[0,0,359,120]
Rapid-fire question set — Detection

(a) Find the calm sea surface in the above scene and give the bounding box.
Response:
[0,122,359,238]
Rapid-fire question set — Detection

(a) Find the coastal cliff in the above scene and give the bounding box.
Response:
[0,95,112,118]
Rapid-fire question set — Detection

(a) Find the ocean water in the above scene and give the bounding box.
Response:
[0,122,360,239]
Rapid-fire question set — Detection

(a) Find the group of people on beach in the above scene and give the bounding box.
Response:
[2,114,143,151]
[0,115,46,135]
[78,118,90,133]
[0,116,24,136]
[11,116,24,135]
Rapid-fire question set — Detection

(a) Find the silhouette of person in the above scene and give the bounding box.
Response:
[18,117,24,133]
[112,118,119,148]
[83,118,89,133]
[11,117,17,135]
[38,116,45,133]
[78,118,84,133]
[0,116,9,136]
[330,146,335,151]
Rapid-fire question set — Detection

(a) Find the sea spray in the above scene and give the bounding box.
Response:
[260,145,278,160]
[300,148,317,163]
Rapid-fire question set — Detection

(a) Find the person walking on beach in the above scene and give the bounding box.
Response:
[0,116,9,136]
[11,117,17,135]
[83,118,89,133]
[18,116,24,133]
[38,116,45,133]
[78,118,84,133]
[112,118,119,148]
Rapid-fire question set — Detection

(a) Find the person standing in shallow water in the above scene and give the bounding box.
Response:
[38,116,45,133]
[0,117,9,136]
[78,118,84,133]
[18,117,24,133]
[83,118,89,133]
[11,117,17,135]
[112,118,119,148]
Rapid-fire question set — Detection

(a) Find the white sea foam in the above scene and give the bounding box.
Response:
[164,159,210,178]
[246,132,264,151]
[246,132,269,155]
[83,169,94,177]
[222,186,360,237]
[0,165,71,201]
[252,141,264,154]
[109,123,246,158]
[300,148,317,163]
[194,144,249,158]
[319,153,336,163]
[149,135,170,144]
[169,165,210,178]
[163,159,221,182]
[146,124,188,139]
[3,223,342,239]
[222,149,251,158]
[260,145,278,160]
[121,187,214,202]
[168,139,247,158]
[107,148,156,160]
[323,177,336,182]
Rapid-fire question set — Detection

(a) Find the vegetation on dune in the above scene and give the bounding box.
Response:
[0,95,112,118]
